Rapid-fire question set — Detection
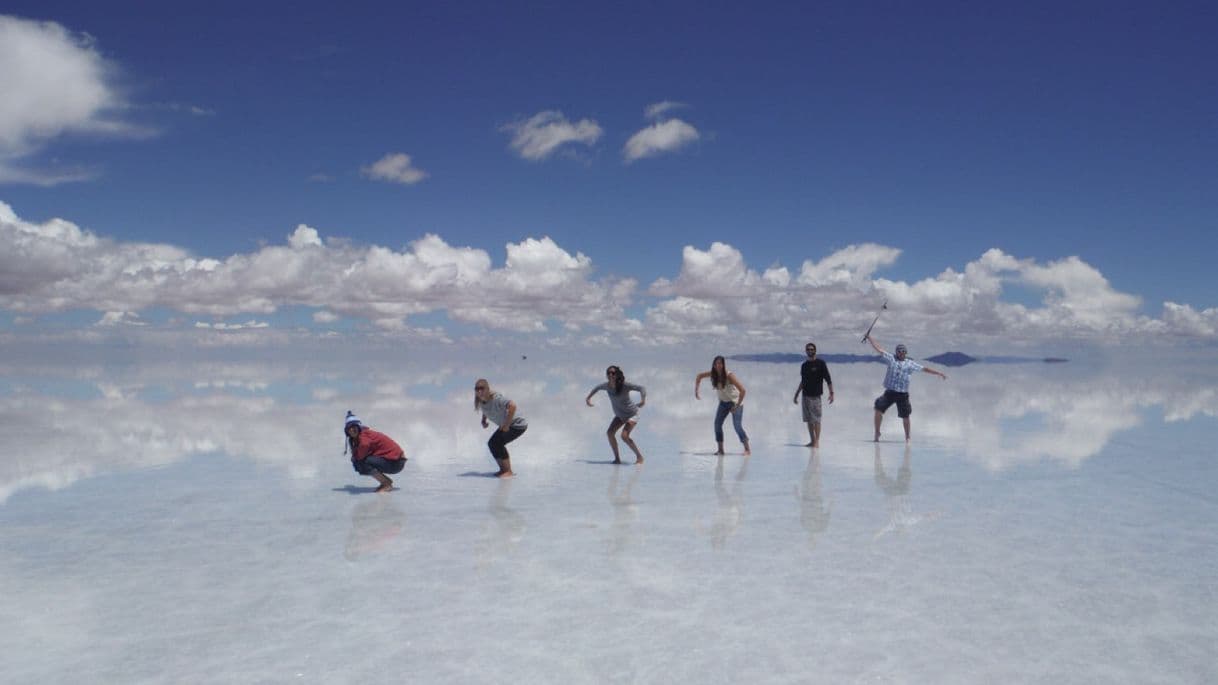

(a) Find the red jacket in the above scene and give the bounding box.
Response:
[352,427,405,460]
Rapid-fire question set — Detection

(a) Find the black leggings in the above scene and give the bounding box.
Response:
[488,425,527,461]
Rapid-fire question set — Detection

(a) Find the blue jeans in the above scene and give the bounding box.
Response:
[352,456,406,475]
[714,401,748,444]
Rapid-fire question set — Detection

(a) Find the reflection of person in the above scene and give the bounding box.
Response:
[795,451,831,550]
[865,336,946,442]
[474,379,528,478]
[792,342,834,448]
[585,365,646,464]
[344,496,406,560]
[695,355,750,456]
[476,478,526,572]
[344,411,406,493]
[709,455,749,550]
[873,443,941,540]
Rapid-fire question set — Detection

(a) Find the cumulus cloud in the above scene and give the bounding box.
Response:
[361,152,428,185]
[644,241,1213,346]
[0,15,145,185]
[0,201,636,335]
[501,110,603,161]
[624,119,700,162]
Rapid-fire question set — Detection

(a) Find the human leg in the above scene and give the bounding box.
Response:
[714,402,731,454]
[489,426,525,476]
[606,417,625,463]
[731,404,749,454]
[621,419,644,463]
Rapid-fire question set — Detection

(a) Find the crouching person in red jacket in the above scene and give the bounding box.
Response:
[344,411,406,493]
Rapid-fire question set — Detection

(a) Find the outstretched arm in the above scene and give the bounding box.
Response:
[923,366,948,380]
[694,371,711,399]
[585,387,598,406]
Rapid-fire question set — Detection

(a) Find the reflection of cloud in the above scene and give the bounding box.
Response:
[1,354,1215,502]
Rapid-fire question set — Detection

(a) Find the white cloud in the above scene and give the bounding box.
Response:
[644,100,686,120]
[643,241,1212,347]
[0,15,146,185]
[361,152,428,185]
[0,201,637,335]
[624,119,700,162]
[95,311,145,327]
[1,201,1215,346]
[501,110,603,161]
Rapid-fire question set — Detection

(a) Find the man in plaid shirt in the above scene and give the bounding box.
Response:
[865,335,947,442]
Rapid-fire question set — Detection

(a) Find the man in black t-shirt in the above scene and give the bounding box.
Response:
[792,342,835,447]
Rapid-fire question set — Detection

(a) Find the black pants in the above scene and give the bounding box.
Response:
[488,425,527,461]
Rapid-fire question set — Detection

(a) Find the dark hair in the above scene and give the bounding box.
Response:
[710,355,727,389]
[606,365,626,395]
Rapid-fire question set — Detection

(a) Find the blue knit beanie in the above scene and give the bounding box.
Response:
[343,410,362,454]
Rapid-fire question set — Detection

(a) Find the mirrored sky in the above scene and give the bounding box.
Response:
[2,352,1216,682]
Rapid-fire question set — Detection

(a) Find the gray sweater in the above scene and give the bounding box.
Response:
[590,382,646,420]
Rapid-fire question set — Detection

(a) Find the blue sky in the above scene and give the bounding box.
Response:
[1,2,1216,349]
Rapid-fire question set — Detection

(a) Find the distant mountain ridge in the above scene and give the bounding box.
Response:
[729,352,1068,367]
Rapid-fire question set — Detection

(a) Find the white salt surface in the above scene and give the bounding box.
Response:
[2,353,1215,683]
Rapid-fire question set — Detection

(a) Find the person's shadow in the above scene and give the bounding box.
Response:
[333,485,383,494]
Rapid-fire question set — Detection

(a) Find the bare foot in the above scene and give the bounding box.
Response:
[874,433,881,442]
[743,445,751,456]
[496,471,516,478]
[803,442,814,447]
[375,482,393,493]
[714,450,725,456]
[634,457,645,464]
[612,459,622,464]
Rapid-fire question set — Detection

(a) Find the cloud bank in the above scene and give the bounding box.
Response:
[1,201,1215,346]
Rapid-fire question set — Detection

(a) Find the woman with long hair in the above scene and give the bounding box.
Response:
[695,355,751,455]
[585,365,647,464]
[474,379,528,477]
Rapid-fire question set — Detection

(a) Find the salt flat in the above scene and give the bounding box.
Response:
[2,353,1215,683]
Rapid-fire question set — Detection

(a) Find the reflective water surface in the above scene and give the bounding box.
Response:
[2,352,1215,682]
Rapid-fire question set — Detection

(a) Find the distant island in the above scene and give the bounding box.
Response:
[729,352,1068,367]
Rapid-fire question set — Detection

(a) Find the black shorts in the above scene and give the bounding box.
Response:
[874,390,912,418]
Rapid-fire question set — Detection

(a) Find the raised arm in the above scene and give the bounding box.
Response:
[866,335,885,355]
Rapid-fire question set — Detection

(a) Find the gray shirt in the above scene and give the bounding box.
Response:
[591,382,646,420]
[480,392,528,429]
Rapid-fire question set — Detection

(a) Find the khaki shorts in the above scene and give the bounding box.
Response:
[801,395,823,424]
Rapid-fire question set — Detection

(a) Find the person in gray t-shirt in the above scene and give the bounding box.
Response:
[585,365,647,464]
[475,378,528,477]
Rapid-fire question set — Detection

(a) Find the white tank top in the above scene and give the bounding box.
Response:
[715,380,740,403]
